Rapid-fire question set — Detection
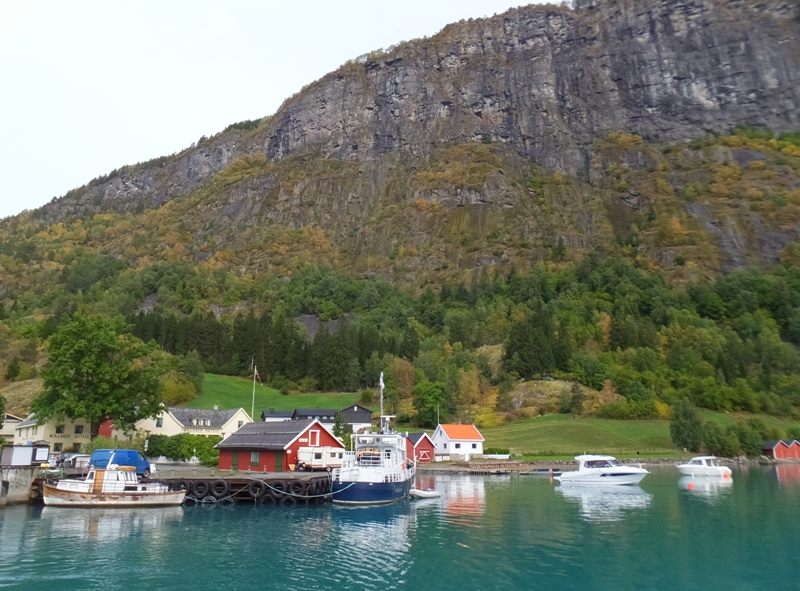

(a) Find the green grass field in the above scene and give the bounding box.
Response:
[188,374,365,417]
[480,414,677,458]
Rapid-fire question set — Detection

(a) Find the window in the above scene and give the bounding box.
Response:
[53,443,63,452]
[250,451,260,465]
[472,443,477,449]
[74,425,83,434]
[156,418,163,428]
[238,421,243,428]
[55,424,65,434]
[191,419,197,426]
[443,443,447,449]
[455,443,461,449]
[314,453,322,460]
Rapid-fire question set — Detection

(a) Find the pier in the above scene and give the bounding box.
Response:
[30,471,333,507]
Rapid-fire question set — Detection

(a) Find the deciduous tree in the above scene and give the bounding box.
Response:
[31,313,163,439]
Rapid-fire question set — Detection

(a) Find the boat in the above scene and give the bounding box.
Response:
[330,372,415,505]
[675,456,732,478]
[42,454,185,507]
[409,488,441,499]
[556,454,649,485]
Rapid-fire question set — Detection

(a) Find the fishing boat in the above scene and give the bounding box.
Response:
[556,454,649,486]
[675,456,732,478]
[330,372,415,505]
[42,454,185,507]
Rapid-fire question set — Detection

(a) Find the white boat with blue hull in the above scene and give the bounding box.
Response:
[331,432,415,505]
[331,372,415,505]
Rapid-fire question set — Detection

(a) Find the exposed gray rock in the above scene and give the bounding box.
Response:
[32,0,800,226]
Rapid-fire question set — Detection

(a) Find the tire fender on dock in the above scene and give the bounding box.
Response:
[247,480,267,498]
[210,480,230,499]
[192,480,210,498]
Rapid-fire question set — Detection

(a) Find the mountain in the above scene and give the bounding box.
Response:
[7,0,800,282]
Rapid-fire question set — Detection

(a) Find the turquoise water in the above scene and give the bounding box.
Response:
[1,466,799,590]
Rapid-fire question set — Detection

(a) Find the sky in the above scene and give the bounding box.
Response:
[0,0,550,220]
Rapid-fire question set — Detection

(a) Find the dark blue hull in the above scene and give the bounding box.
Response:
[331,478,413,505]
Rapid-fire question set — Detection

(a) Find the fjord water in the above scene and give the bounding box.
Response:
[1,466,798,591]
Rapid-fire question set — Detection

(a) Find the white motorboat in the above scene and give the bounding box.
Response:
[675,456,732,478]
[556,454,649,485]
[42,454,185,507]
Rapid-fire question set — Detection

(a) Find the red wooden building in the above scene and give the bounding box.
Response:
[762,440,800,460]
[406,432,435,463]
[216,419,343,472]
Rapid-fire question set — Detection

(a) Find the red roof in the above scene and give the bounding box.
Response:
[440,424,484,441]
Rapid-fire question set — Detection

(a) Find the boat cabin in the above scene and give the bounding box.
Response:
[683,456,722,468]
[580,456,621,469]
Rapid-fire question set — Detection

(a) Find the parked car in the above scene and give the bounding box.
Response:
[89,449,155,478]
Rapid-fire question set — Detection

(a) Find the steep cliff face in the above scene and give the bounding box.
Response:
[259,0,800,173]
[34,0,800,226]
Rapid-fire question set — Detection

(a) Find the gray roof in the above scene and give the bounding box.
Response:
[15,414,39,429]
[216,419,317,450]
[261,409,294,420]
[407,432,432,445]
[169,407,240,428]
[292,408,338,420]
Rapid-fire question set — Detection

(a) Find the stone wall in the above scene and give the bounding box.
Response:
[0,467,38,507]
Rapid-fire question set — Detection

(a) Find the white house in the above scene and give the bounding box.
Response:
[1,412,24,445]
[112,406,253,442]
[431,424,485,461]
[13,414,92,453]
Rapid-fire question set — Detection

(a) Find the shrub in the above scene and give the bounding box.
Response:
[597,399,660,420]
[484,447,510,454]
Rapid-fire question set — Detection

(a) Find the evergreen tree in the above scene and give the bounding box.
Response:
[5,357,21,382]
[399,325,420,360]
[670,398,704,452]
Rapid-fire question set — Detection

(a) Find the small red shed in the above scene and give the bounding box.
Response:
[762,440,800,460]
[216,419,343,472]
[406,432,435,463]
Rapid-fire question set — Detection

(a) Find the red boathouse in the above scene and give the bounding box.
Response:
[762,440,800,460]
[406,432,435,463]
[216,419,343,472]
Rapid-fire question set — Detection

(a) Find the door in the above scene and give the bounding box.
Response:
[232,452,239,471]
[275,451,284,472]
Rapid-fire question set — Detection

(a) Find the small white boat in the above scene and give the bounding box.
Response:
[676,456,732,478]
[409,488,441,499]
[42,461,185,507]
[556,454,649,486]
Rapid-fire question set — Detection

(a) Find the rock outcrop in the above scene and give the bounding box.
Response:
[33,0,800,225]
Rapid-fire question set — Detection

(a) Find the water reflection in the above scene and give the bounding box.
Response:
[38,506,184,542]
[775,464,800,486]
[437,474,486,527]
[556,484,652,522]
[679,475,733,501]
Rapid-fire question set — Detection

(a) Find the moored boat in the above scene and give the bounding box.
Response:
[556,454,649,486]
[409,487,441,499]
[330,372,415,505]
[42,457,185,507]
[675,456,732,478]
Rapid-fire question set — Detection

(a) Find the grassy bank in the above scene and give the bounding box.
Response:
[480,414,677,458]
[189,374,364,416]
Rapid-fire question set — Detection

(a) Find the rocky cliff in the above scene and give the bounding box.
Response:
[35,0,800,224]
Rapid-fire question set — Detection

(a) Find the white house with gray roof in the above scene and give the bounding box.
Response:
[112,406,252,442]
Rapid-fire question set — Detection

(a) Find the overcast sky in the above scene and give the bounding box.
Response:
[0,0,550,221]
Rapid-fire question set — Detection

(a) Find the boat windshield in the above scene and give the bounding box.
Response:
[584,459,619,468]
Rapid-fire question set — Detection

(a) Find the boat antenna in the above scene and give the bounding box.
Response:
[379,372,385,434]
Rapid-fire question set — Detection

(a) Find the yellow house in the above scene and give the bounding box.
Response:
[113,406,253,441]
[14,414,92,453]
[1,412,24,445]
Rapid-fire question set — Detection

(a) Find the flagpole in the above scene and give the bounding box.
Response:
[252,366,256,420]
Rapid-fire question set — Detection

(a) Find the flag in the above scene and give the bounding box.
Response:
[379,372,384,389]
[254,367,261,382]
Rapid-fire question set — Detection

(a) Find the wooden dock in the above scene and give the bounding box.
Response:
[32,472,333,507]
[457,461,529,475]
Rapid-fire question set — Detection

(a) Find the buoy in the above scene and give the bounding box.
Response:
[724,473,730,479]
[688,482,695,490]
